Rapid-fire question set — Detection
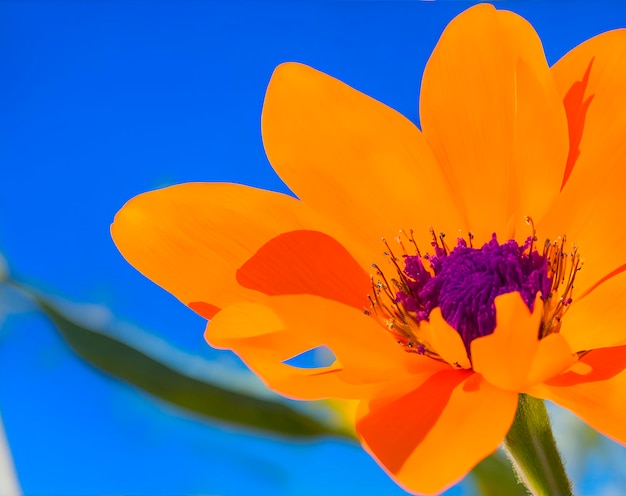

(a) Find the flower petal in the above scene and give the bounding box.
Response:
[561,267,626,352]
[205,295,446,400]
[472,293,576,392]
[421,308,471,370]
[528,345,626,445]
[420,4,568,242]
[539,29,626,290]
[111,183,317,319]
[356,371,518,495]
[262,62,464,252]
[237,230,370,310]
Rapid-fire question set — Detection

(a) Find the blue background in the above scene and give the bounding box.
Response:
[1,1,626,494]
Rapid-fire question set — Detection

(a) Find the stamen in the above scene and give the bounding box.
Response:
[403,229,421,256]
[525,216,537,254]
[539,238,580,337]
[365,226,581,365]
[371,263,397,302]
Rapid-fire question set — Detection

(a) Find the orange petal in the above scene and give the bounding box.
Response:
[528,346,626,445]
[539,29,626,290]
[561,267,626,352]
[544,345,626,388]
[421,308,471,369]
[420,4,568,242]
[111,183,317,319]
[237,230,370,310]
[472,293,576,392]
[356,371,518,495]
[205,295,445,400]
[262,62,464,253]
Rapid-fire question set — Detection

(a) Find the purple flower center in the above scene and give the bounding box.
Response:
[397,234,551,354]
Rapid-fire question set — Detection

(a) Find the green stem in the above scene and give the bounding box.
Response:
[503,394,573,496]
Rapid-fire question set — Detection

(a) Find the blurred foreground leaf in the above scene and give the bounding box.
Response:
[471,449,526,496]
[3,279,523,493]
[9,281,345,439]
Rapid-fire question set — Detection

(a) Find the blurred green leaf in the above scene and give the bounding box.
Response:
[8,280,346,439]
[3,279,527,493]
[471,449,526,496]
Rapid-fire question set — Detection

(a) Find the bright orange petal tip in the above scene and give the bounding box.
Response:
[112,3,626,494]
[420,3,568,240]
[262,57,464,251]
[110,182,321,316]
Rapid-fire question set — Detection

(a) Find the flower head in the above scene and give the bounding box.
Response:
[112,4,626,494]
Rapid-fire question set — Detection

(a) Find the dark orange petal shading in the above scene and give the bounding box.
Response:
[262,61,464,253]
[111,183,317,319]
[560,57,595,189]
[357,371,518,495]
[205,295,446,400]
[545,345,626,388]
[237,230,370,310]
[540,29,626,290]
[528,346,626,445]
[420,4,568,242]
[188,302,221,320]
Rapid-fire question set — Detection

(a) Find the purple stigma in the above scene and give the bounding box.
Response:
[397,234,550,355]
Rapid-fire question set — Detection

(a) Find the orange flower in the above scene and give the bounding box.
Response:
[111,4,626,495]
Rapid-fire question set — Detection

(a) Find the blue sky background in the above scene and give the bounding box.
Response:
[1,1,626,495]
